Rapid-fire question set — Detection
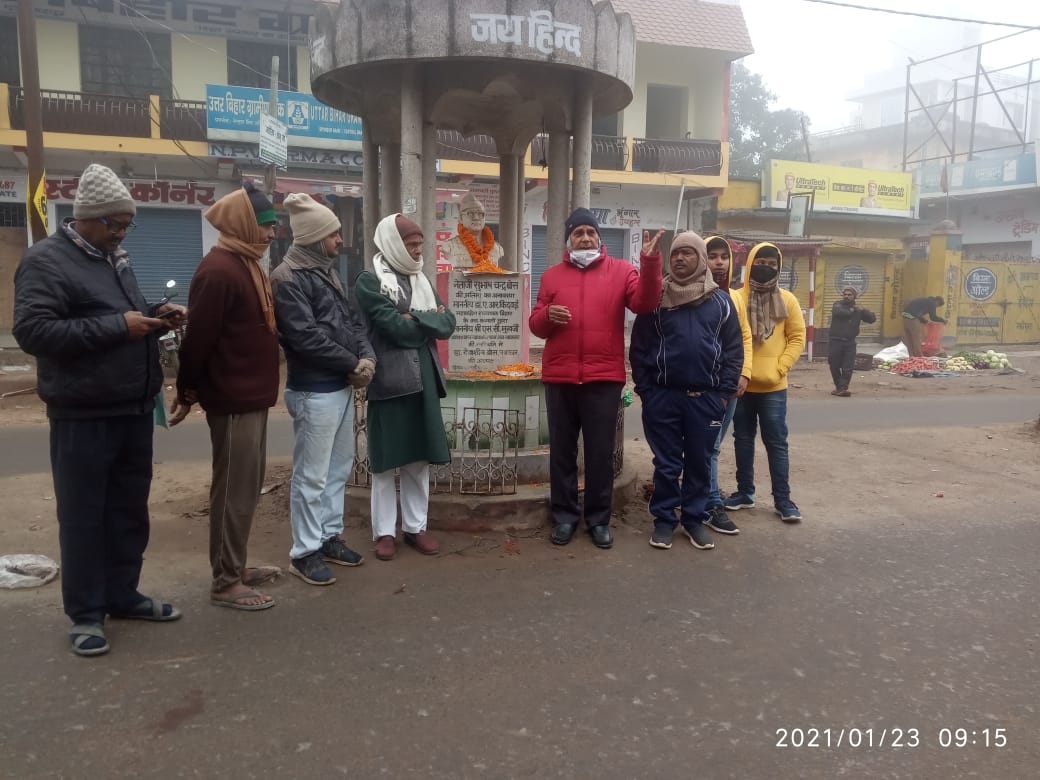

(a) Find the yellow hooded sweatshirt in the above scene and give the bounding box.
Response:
[730,242,805,393]
[706,236,753,383]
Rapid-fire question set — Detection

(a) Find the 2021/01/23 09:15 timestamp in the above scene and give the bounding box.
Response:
[774,727,1008,748]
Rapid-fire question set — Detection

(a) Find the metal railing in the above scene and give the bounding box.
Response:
[631,137,722,175]
[159,98,207,141]
[436,129,498,162]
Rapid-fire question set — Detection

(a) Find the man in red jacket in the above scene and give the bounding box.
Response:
[170,183,281,611]
[530,208,663,549]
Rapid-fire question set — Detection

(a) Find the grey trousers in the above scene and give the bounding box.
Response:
[207,409,268,592]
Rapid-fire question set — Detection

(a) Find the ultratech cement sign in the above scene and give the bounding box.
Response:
[769,160,915,218]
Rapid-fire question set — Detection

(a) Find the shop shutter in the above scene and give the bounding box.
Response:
[821,255,887,340]
[57,206,203,304]
[529,225,628,307]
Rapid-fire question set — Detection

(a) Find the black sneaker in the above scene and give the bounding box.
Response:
[722,492,755,510]
[775,500,802,524]
[321,537,364,567]
[705,506,740,535]
[289,552,336,585]
[682,523,715,550]
[649,525,674,549]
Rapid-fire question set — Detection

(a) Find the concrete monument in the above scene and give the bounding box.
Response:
[442,192,505,271]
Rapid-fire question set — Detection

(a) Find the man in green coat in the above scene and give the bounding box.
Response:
[355,214,456,561]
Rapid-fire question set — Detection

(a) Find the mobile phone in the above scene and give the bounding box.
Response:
[157,308,181,319]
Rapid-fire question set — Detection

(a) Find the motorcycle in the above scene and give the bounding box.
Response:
[155,280,183,377]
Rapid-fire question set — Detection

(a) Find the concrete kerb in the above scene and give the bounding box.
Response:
[344,462,643,534]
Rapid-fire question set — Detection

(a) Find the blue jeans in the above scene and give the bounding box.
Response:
[285,388,356,560]
[708,393,738,507]
[732,389,791,504]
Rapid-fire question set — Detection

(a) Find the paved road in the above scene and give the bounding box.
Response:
[1,393,1037,477]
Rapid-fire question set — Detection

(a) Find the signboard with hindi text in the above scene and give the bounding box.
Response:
[446,272,524,372]
[768,160,915,218]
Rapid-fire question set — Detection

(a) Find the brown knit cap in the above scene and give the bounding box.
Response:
[395,214,423,241]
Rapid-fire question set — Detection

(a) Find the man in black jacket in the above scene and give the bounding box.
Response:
[828,286,876,396]
[902,295,946,357]
[13,163,186,656]
[271,193,375,586]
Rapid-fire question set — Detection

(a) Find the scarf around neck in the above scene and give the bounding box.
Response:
[283,243,343,295]
[372,214,437,311]
[660,255,717,310]
[746,277,789,343]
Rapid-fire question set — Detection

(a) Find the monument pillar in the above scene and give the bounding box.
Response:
[361,118,380,267]
[571,92,594,209]
[400,65,423,219]
[379,143,401,218]
[421,118,438,278]
[547,131,571,267]
[499,152,519,271]
[516,154,526,272]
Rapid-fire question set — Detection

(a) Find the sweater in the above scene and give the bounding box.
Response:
[829,300,876,341]
[176,247,280,414]
[529,250,662,384]
[729,287,805,393]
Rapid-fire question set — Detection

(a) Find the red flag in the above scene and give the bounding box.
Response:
[940,163,949,194]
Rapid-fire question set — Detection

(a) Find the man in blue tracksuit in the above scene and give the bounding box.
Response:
[630,231,744,551]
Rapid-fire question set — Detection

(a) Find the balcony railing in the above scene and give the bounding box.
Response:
[7,87,207,142]
[436,129,498,162]
[530,134,630,171]
[631,138,722,175]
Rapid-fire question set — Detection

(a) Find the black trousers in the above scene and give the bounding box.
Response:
[828,338,857,392]
[50,414,153,625]
[544,381,623,529]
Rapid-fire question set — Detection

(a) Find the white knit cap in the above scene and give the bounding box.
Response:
[73,163,136,218]
[459,191,485,214]
[284,193,341,246]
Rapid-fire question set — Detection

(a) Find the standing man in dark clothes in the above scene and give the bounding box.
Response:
[14,163,186,657]
[170,183,281,611]
[828,286,876,397]
[901,295,945,357]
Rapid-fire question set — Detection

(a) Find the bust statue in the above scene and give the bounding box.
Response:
[441,192,505,271]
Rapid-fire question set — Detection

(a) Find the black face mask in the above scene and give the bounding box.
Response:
[749,264,779,284]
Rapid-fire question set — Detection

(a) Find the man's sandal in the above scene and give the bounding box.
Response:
[70,624,110,657]
[110,597,182,622]
[243,566,282,587]
[210,588,275,611]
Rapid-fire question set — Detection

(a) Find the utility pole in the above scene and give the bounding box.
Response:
[17,0,47,242]
[800,115,812,163]
[264,56,279,196]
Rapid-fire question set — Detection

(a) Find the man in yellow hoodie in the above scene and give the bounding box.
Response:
[703,237,752,535]
[724,243,806,523]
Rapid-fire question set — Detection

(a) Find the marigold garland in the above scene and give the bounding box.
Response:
[458,223,505,273]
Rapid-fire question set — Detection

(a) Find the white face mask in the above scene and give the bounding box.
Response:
[568,248,601,269]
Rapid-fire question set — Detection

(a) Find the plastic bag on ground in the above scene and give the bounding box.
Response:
[0,554,60,589]
[873,343,909,362]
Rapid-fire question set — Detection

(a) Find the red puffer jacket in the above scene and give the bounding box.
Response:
[530,247,662,383]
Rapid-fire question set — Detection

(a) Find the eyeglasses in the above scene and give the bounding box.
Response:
[98,217,136,234]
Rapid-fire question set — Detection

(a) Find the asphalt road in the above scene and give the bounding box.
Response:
[1,393,1037,477]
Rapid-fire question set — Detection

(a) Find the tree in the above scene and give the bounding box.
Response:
[728,63,809,178]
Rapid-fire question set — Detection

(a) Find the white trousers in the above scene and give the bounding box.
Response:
[370,461,430,539]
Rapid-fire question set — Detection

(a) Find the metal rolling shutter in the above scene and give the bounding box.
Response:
[822,255,886,340]
[57,205,203,304]
[530,225,629,307]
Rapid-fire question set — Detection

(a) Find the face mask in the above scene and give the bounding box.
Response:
[568,248,601,269]
[750,264,778,284]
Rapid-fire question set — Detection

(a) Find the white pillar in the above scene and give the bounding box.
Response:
[515,153,525,273]
[379,143,401,217]
[571,92,593,209]
[499,153,518,272]
[421,120,438,280]
[400,66,423,219]
[362,119,380,269]
[547,131,570,267]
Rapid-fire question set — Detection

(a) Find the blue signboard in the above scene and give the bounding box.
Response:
[964,267,998,302]
[920,153,1038,197]
[205,84,362,150]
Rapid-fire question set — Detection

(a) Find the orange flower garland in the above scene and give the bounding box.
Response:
[458,223,505,273]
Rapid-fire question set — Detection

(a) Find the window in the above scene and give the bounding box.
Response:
[645,84,687,140]
[227,41,297,93]
[0,22,19,86]
[79,25,171,98]
[592,113,620,137]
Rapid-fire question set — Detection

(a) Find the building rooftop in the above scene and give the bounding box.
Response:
[610,0,753,57]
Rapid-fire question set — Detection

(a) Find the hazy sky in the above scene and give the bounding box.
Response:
[738,0,1040,132]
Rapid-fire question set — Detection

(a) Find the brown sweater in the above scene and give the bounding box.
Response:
[177,247,280,414]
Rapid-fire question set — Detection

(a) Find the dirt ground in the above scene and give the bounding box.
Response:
[1,347,1038,580]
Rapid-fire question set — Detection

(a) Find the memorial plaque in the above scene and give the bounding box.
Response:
[447,271,523,372]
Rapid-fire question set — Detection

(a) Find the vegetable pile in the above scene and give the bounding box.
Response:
[889,357,942,374]
[879,350,1015,374]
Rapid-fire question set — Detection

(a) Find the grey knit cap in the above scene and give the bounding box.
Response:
[73,163,137,218]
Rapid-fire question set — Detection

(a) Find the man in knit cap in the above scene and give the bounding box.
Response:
[530,207,664,550]
[441,191,505,269]
[14,163,186,656]
[270,193,375,585]
[354,213,456,562]
[170,182,281,610]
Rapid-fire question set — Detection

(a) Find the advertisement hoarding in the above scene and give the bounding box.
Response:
[769,160,915,218]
